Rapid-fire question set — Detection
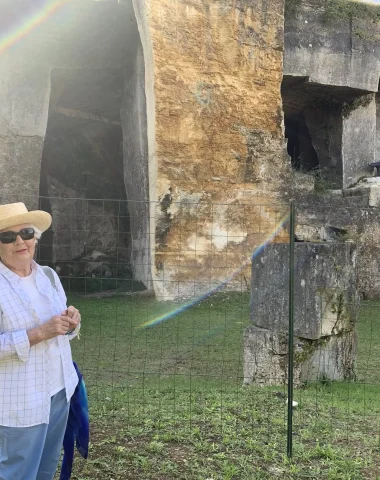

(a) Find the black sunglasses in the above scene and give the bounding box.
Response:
[0,228,35,244]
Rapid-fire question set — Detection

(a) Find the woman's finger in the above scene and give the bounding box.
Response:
[67,306,80,319]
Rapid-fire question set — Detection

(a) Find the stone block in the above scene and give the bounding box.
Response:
[0,135,44,208]
[250,243,359,340]
[243,325,357,386]
[0,61,50,137]
[246,242,359,386]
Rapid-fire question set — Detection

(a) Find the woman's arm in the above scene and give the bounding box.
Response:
[53,270,81,340]
[0,315,75,363]
[0,329,31,362]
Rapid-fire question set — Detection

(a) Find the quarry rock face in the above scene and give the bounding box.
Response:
[283,0,380,189]
[244,243,359,386]
[135,0,289,299]
[1,0,380,303]
[0,0,288,298]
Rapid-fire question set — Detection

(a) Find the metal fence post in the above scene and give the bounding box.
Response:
[287,200,295,458]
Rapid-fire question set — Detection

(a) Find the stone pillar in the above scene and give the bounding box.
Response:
[0,57,50,209]
[304,106,343,188]
[244,243,359,386]
[342,95,376,188]
[121,23,152,289]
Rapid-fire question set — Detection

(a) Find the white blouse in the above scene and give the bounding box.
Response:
[0,261,79,427]
[19,269,65,397]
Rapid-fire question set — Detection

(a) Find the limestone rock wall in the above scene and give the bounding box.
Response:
[376,93,380,163]
[284,0,380,188]
[284,0,380,92]
[0,0,288,298]
[121,28,152,289]
[136,0,289,299]
[342,95,376,188]
[0,60,51,209]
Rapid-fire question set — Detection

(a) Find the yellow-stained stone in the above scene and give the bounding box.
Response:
[136,0,289,298]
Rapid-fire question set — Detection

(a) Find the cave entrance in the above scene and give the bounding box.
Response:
[282,76,364,190]
[39,0,150,294]
[284,113,319,172]
[282,76,375,189]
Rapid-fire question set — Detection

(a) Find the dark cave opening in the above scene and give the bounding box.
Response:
[284,114,319,172]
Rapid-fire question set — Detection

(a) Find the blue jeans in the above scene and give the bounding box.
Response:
[0,389,69,480]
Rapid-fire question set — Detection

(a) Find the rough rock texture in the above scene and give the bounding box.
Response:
[121,27,152,289]
[284,0,380,188]
[342,95,376,188]
[244,327,356,385]
[0,0,133,209]
[135,0,289,299]
[0,61,50,209]
[0,0,148,292]
[304,105,343,188]
[244,242,359,385]
[47,178,129,267]
[0,0,288,298]
[376,93,380,163]
[284,0,380,92]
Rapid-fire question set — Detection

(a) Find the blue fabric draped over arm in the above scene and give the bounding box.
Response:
[60,362,89,480]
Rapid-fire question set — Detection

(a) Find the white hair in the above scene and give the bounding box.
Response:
[30,224,42,240]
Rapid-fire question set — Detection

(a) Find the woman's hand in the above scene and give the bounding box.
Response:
[28,314,74,346]
[27,307,81,346]
[61,306,81,334]
[45,315,71,338]
[63,306,81,327]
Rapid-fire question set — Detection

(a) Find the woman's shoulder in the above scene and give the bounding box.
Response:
[36,264,61,288]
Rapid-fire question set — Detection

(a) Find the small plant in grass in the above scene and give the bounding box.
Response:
[222,460,240,480]
[147,440,165,454]
[317,372,333,387]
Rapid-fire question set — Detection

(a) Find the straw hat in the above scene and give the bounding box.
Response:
[0,203,52,232]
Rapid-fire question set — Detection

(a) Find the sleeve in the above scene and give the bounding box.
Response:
[52,270,81,341]
[0,311,30,362]
[0,308,31,362]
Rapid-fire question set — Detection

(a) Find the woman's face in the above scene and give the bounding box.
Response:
[0,224,37,271]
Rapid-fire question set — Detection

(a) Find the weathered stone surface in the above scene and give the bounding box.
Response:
[342,95,376,188]
[304,105,343,188]
[0,56,50,208]
[0,0,288,299]
[343,179,380,208]
[284,0,380,92]
[0,136,45,209]
[284,83,375,190]
[243,325,357,385]
[121,31,152,289]
[284,0,380,189]
[250,242,358,339]
[245,242,359,385]
[136,0,288,299]
[355,221,380,300]
[0,60,50,137]
[376,93,380,163]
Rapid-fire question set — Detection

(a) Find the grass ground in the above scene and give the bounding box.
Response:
[59,293,380,479]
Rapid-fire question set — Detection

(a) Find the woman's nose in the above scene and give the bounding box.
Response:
[15,234,25,244]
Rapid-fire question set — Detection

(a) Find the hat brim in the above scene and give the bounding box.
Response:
[0,211,52,233]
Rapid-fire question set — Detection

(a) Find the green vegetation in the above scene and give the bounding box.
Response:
[284,0,380,25]
[58,293,380,479]
[313,167,340,193]
[322,0,380,24]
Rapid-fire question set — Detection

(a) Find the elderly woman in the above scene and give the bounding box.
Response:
[0,202,81,480]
